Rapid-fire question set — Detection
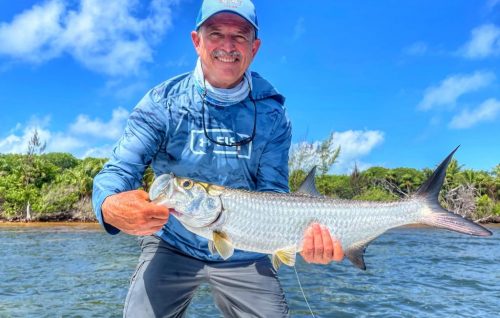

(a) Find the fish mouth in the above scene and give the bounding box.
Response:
[149,173,175,202]
[170,210,183,218]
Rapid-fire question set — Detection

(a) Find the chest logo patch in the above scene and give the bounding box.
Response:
[190,129,252,159]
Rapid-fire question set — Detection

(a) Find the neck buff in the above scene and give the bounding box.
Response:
[193,58,252,107]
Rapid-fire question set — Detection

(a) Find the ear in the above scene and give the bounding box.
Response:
[191,31,202,55]
[251,38,261,58]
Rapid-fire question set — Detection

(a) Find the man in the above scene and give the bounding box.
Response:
[92,0,344,317]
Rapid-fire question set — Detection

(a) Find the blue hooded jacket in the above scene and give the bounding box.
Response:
[92,71,291,261]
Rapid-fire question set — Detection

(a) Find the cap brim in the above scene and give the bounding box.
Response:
[196,10,259,33]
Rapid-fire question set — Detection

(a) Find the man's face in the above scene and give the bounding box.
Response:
[191,13,261,88]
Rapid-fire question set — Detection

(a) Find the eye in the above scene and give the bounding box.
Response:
[233,35,248,43]
[208,32,223,40]
[181,179,194,189]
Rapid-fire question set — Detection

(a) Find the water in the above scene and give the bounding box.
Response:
[0,224,498,318]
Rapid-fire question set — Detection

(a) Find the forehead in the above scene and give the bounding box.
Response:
[202,12,253,34]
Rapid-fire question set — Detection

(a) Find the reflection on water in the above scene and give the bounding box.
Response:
[0,225,498,317]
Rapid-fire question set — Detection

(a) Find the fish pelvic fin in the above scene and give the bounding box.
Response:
[208,240,217,255]
[212,231,234,260]
[345,237,376,271]
[416,146,492,237]
[272,246,297,271]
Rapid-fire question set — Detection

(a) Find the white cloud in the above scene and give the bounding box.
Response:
[459,24,500,59]
[47,133,86,153]
[0,108,128,157]
[417,71,496,110]
[0,126,84,155]
[82,144,114,158]
[449,98,500,129]
[290,130,384,174]
[70,107,129,140]
[0,125,51,154]
[404,42,428,56]
[0,134,23,153]
[0,0,177,76]
[0,1,64,62]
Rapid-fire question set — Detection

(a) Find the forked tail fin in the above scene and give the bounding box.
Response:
[416,146,492,236]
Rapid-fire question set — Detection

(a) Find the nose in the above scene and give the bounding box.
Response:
[220,35,236,51]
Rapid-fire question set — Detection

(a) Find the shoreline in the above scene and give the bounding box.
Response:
[1,221,498,229]
[0,221,101,229]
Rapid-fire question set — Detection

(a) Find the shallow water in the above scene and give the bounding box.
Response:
[0,224,498,317]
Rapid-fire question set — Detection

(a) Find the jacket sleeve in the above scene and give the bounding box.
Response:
[256,108,292,193]
[92,89,168,234]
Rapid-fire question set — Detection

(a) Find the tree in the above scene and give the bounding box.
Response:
[21,129,47,220]
[288,133,341,192]
[350,163,364,196]
[27,129,46,156]
[444,159,463,191]
[42,152,79,170]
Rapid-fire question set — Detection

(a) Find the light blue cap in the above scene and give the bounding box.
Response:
[196,0,259,37]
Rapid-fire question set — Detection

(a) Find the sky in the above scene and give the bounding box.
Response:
[0,0,499,174]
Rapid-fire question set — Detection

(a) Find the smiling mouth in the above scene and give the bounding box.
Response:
[215,56,238,63]
[212,50,240,63]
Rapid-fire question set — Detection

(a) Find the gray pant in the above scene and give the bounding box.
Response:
[124,235,289,318]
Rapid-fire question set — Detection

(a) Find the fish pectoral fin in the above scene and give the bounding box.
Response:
[346,239,374,271]
[212,231,234,260]
[272,246,297,270]
[208,240,217,256]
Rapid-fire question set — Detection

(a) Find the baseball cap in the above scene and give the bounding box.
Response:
[195,0,259,37]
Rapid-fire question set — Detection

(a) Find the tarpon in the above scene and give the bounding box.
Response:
[149,147,492,270]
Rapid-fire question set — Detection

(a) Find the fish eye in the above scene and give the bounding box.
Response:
[181,179,194,189]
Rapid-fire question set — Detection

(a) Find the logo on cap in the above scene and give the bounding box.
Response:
[218,0,243,8]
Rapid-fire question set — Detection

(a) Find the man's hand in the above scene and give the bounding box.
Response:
[300,223,344,264]
[101,190,170,236]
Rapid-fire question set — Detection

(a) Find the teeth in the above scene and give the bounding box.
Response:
[216,56,237,63]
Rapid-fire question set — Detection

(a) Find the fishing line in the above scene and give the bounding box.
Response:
[293,265,316,318]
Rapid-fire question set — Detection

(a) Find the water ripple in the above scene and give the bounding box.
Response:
[0,226,498,317]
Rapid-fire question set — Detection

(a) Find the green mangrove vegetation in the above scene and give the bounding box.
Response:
[0,132,498,222]
[0,151,498,222]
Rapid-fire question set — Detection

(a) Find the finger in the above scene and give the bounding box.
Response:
[129,221,166,236]
[332,237,345,262]
[148,223,166,233]
[143,204,170,219]
[134,190,150,200]
[147,218,168,227]
[320,225,334,262]
[301,226,314,262]
[312,223,324,261]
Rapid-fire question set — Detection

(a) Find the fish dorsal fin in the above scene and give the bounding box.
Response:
[212,231,234,260]
[296,166,321,196]
[272,246,297,271]
[346,238,376,271]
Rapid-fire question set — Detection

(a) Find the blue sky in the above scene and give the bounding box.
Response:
[0,0,499,174]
